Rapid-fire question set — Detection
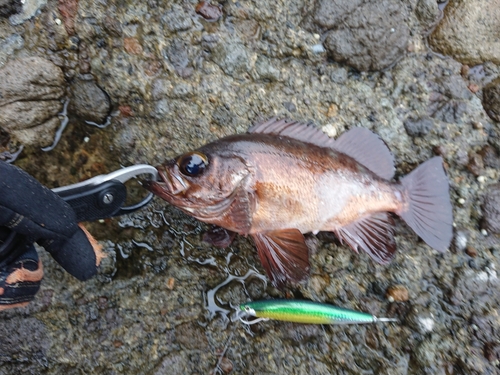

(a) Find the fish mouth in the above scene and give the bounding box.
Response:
[142,164,189,199]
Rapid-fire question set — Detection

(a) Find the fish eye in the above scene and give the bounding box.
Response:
[177,152,208,177]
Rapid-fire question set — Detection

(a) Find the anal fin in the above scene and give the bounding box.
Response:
[251,229,310,288]
[335,212,396,264]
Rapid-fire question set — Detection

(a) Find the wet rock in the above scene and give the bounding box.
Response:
[0,0,22,17]
[403,116,434,137]
[255,56,280,81]
[481,183,500,234]
[211,42,251,77]
[9,0,46,25]
[0,57,65,147]
[482,77,500,122]
[429,0,500,65]
[195,1,222,22]
[161,5,193,33]
[69,79,111,124]
[314,0,409,71]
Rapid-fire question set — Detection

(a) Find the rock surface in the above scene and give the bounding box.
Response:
[429,0,500,65]
[0,57,65,147]
[305,0,410,71]
[1,1,500,375]
[69,79,111,124]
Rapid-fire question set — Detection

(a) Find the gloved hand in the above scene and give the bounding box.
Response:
[0,161,103,311]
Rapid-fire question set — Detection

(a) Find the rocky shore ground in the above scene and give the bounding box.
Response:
[1,0,499,374]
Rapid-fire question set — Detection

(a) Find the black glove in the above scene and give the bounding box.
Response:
[0,161,101,310]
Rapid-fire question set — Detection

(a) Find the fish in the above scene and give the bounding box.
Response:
[239,299,398,325]
[144,118,453,287]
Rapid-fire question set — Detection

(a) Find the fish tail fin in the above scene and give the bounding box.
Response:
[398,157,453,253]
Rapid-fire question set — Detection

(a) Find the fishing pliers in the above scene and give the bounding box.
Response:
[0,162,158,310]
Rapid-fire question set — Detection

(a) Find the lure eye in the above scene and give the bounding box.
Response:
[177,152,208,177]
[244,306,251,312]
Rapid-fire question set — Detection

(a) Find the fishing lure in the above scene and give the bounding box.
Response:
[239,300,397,325]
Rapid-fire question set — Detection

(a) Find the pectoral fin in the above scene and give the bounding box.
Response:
[335,212,396,264]
[251,229,310,288]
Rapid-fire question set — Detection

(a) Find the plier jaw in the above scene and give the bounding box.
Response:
[53,164,159,222]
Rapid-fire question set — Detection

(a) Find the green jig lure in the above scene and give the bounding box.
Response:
[239,300,397,325]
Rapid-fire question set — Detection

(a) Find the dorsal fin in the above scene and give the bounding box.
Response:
[248,118,335,148]
[249,118,395,180]
[332,127,394,180]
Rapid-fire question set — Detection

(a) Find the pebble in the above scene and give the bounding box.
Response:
[123,37,143,55]
[465,246,478,258]
[166,277,175,290]
[311,44,326,54]
[454,231,468,252]
[386,285,409,302]
[219,357,233,374]
[195,1,222,22]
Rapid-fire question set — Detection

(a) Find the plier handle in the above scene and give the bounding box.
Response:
[0,165,158,268]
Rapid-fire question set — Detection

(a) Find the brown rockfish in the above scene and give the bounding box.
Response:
[144,118,453,286]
